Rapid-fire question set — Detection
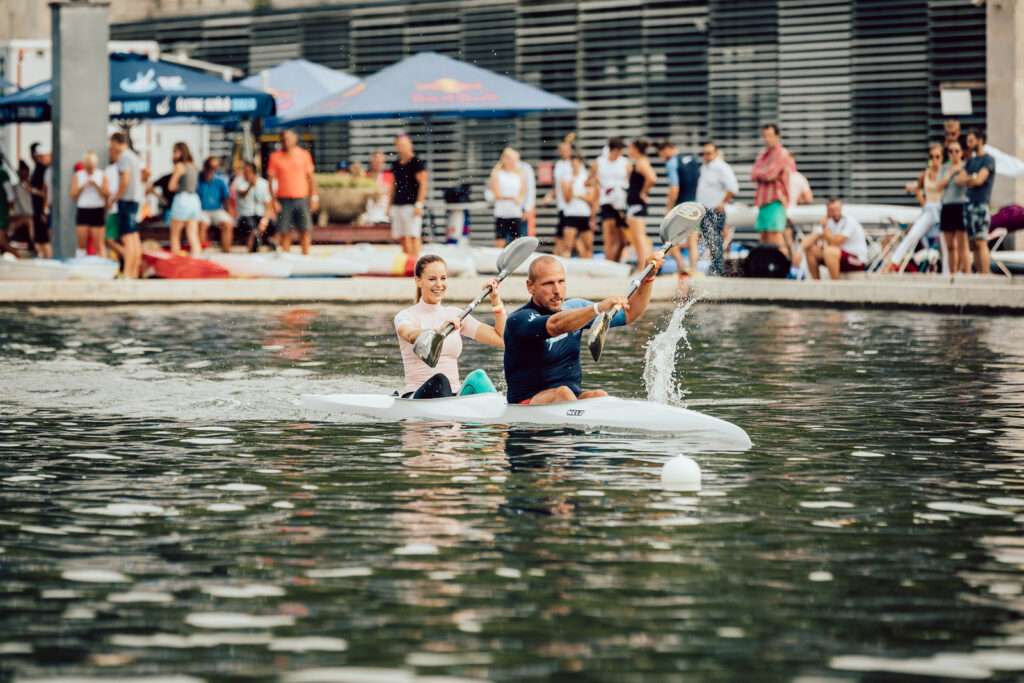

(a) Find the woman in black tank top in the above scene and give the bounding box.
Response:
[625,138,657,272]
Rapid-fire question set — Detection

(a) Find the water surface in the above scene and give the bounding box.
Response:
[2,302,1023,682]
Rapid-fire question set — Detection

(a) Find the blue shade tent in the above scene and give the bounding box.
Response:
[238,58,360,128]
[0,53,275,124]
[286,51,578,124]
[0,76,15,90]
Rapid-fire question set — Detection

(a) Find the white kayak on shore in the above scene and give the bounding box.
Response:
[725,202,921,228]
[201,253,293,278]
[274,252,369,277]
[301,393,752,448]
[60,256,120,280]
[0,255,71,280]
[470,246,632,279]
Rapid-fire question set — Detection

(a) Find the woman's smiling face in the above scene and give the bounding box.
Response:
[416,261,448,304]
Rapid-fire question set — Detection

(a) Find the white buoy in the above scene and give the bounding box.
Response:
[661,455,701,491]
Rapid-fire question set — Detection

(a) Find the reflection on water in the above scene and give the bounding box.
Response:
[2,302,1024,681]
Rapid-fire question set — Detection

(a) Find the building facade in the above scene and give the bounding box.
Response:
[110,0,988,242]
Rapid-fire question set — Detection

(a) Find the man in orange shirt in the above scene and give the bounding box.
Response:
[266,129,319,254]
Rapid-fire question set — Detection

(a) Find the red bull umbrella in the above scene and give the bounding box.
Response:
[285,51,577,124]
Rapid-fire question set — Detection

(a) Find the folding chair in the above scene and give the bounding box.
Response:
[988,227,1011,277]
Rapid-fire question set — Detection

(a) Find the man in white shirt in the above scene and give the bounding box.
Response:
[802,198,867,280]
[231,161,276,252]
[691,142,738,275]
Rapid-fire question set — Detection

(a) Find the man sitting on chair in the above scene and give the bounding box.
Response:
[801,198,867,280]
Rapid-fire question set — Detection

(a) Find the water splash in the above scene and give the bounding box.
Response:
[643,295,698,406]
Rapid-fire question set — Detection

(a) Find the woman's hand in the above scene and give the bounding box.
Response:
[440,317,462,333]
[485,279,501,306]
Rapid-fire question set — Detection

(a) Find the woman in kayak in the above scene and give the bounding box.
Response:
[394,254,505,399]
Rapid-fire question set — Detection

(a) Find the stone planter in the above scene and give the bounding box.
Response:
[319,187,381,224]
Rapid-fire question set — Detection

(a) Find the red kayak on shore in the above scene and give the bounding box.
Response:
[142,250,230,279]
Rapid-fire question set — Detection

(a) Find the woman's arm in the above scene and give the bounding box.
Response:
[640,158,657,198]
[490,172,502,201]
[168,163,184,192]
[70,173,81,200]
[98,174,110,200]
[516,169,526,204]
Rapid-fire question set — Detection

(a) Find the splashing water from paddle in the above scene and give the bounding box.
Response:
[643,295,698,406]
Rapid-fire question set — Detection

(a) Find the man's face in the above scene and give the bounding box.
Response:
[702,144,716,163]
[945,122,960,141]
[607,147,622,160]
[527,261,567,313]
[762,127,779,148]
[657,147,673,161]
[282,130,297,149]
[558,142,571,159]
[370,151,384,169]
[206,159,220,176]
[243,164,256,182]
[38,152,51,166]
[966,133,979,153]
[827,201,842,222]
[395,136,413,157]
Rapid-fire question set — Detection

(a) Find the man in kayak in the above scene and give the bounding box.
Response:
[504,253,665,405]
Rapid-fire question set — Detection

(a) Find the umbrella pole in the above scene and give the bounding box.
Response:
[424,114,434,243]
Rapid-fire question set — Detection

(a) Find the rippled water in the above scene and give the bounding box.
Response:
[2,302,1024,682]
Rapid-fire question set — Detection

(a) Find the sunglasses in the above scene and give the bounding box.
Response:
[929,154,942,159]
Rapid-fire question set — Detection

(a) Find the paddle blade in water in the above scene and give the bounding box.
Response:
[660,201,706,245]
[495,236,539,275]
[413,329,445,368]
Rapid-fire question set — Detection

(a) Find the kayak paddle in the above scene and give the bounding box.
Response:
[413,236,539,368]
[587,201,706,362]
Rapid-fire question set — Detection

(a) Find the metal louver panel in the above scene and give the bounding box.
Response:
[110,0,987,247]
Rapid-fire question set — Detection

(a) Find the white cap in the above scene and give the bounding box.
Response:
[35,144,51,155]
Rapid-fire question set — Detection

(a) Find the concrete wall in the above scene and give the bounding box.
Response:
[987,0,1024,249]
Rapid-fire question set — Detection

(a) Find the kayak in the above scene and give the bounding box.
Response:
[60,256,119,280]
[202,253,293,278]
[274,252,369,277]
[142,250,229,279]
[301,393,752,447]
[725,202,922,228]
[0,256,71,280]
[470,247,632,279]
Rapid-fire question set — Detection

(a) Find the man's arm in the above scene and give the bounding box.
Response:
[414,168,428,216]
[969,166,992,188]
[545,296,629,337]
[307,159,319,211]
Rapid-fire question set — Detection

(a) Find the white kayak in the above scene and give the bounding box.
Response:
[0,256,71,280]
[274,252,369,277]
[471,247,632,279]
[201,253,293,278]
[60,256,119,280]
[725,202,922,228]
[301,393,752,448]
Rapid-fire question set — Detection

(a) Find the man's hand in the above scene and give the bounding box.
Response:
[596,295,629,314]
[310,196,320,213]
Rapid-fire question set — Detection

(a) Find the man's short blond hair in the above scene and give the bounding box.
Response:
[527,255,563,282]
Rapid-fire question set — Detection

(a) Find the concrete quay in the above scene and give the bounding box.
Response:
[1,274,1022,313]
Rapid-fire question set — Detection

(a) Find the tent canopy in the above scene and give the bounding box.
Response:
[287,51,578,125]
[0,53,276,124]
[239,58,360,128]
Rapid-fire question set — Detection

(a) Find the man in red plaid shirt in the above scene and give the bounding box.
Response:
[750,123,794,257]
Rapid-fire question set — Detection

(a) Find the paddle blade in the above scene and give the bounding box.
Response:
[495,236,539,275]
[586,306,618,362]
[659,201,707,245]
[412,329,445,368]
